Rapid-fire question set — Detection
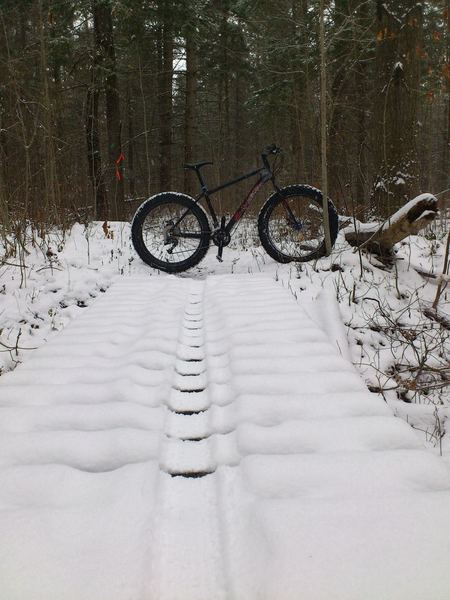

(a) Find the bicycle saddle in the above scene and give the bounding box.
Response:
[183,160,213,170]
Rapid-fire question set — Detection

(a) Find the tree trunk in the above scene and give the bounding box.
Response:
[137,48,152,196]
[372,1,423,216]
[319,0,332,255]
[86,7,108,222]
[184,29,197,196]
[86,72,108,220]
[126,79,135,199]
[218,3,230,191]
[234,72,244,174]
[157,1,173,191]
[445,0,450,189]
[328,0,370,209]
[328,0,349,203]
[0,11,10,212]
[355,63,367,209]
[291,0,307,182]
[38,0,60,223]
[92,0,124,219]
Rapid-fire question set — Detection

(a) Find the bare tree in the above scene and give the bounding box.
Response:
[184,25,198,196]
[319,0,332,254]
[445,0,450,189]
[157,0,174,190]
[86,67,108,220]
[373,1,423,215]
[92,0,124,218]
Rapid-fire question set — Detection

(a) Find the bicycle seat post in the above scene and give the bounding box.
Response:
[195,167,207,192]
[184,161,213,194]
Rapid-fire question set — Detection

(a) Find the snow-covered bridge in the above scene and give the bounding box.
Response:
[1,275,449,600]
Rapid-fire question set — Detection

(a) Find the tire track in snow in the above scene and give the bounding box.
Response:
[147,280,228,600]
[4,275,450,600]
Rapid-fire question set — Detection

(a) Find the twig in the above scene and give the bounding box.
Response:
[432,230,450,310]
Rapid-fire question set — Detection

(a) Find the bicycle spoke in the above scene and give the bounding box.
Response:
[267,196,324,259]
[140,203,206,265]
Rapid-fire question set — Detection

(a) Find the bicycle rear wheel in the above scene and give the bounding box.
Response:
[131,193,211,273]
[258,185,338,263]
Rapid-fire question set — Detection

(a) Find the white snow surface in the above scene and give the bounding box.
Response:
[385,193,438,226]
[1,271,450,599]
[343,193,438,234]
[1,219,449,599]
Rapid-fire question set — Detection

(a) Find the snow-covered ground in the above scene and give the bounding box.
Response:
[1,220,448,448]
[0,219,449,599]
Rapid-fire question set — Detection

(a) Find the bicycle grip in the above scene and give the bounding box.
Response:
[262,144,281,156]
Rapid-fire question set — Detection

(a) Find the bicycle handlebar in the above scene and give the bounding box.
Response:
[261,144,282,157]
[261,144,282,173]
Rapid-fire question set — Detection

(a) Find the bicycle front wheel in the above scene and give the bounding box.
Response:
[131,193,211,273]
[258,185,338,263]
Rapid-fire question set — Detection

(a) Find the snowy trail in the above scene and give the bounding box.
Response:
[148,281,227,600]
[1,274,450,600]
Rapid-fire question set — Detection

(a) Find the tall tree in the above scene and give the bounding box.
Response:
[373,1,424,214]
[328,0,372,209]
[92,0,124,218]
[157,0,174,190]
[290,0,309,181]
[86,50,107,219]
[38,0,60,223]
[184,24,198,196]
[319,0,332,254]
[445,0,450,188]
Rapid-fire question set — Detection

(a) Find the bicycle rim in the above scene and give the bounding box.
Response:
[141,202,206,267]
[266,195,326,260]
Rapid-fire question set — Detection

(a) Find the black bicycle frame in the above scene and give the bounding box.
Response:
[174,162,276,239]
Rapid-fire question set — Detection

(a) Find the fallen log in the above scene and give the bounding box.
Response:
[344,193,438,256]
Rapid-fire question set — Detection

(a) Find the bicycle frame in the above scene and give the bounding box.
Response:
[174,159,279,238]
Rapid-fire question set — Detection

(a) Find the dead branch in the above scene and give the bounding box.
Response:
[344,193,438,256]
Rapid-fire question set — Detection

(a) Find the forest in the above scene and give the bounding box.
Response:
[0,0,449,234]
[1,3,450,596]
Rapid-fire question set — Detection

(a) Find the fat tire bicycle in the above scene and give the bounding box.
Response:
[131,145,338,273]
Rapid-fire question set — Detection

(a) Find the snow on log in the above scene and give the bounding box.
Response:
[344,193,438,256]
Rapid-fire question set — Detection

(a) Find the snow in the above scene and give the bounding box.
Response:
[386,193,437,226]
[0,219,449,599]
[302,288,353,361]
[343,193,438,236]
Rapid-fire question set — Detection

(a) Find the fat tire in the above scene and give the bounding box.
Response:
[258,184,339,263]
[131,193,211,273]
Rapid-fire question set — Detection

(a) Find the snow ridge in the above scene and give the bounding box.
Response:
[1,274,450,600]
[147,280,228,600]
